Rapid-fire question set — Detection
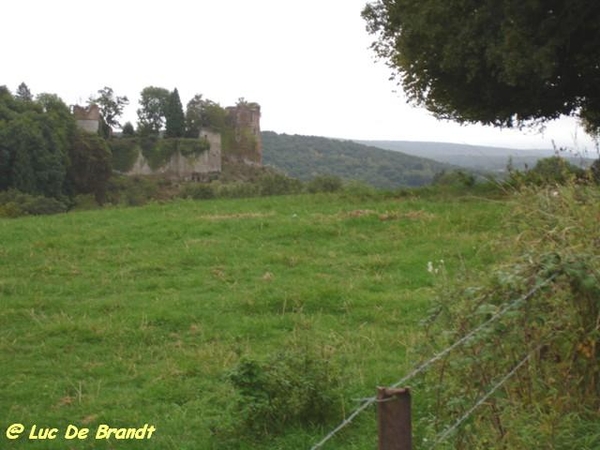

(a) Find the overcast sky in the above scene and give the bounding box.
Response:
[3,0,598,152]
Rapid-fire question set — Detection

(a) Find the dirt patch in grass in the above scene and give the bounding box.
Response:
[199,212,276,221]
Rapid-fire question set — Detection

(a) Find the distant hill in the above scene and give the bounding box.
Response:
[356,140,593,172]
[261,131,454,189]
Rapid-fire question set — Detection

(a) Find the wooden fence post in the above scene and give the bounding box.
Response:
[377,387,412,450]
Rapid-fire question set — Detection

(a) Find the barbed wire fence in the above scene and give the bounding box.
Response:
[310,274,557,450]
[426,344,541,449]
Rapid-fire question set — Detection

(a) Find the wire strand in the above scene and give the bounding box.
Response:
[428,346,540,448]
[309,275,555,450]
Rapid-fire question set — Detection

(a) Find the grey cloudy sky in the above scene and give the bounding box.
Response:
[3,0,597,151]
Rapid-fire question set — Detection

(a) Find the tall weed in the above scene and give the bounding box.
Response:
[415,184,600,449]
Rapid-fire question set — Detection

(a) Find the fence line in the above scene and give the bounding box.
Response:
[428,345,541,448]
[309,275,556,450]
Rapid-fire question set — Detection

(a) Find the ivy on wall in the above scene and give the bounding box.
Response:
[109,137,210,172]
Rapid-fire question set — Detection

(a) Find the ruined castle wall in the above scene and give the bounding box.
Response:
[73,104,100,134]
[127,149,221,180]
[77,120,100,134]
[199,128,222,173]
[126,135,221,180]
[224,103,262,165]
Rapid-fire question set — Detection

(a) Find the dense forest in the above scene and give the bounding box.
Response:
[0,84,112,206]
[262,131,453,189]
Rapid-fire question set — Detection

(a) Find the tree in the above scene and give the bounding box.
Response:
[121,121,135,137]
[89,86,129,130]
[136,86,170,136]
[185,95,228,137]
[202,99,227,131]
[362,0,600,134]
[16,82,33,102]
[185,94,204,137]
[164,88,185,138]
[0,92,73,198]
[67,130,112,204]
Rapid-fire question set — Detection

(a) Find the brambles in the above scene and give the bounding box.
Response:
[416,184,600,449]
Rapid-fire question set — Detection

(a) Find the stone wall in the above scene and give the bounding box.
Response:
[225,102,262,165]
[73,104,100,133]
[127,138,221,181]
[199,127,222,173]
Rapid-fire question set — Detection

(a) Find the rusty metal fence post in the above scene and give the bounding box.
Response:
[377,387,412,450]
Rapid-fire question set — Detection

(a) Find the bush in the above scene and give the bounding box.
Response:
[507,156,585,187]
[258,173,303,196]
[590,158,600,184]
[307,175,343,193]
[0,202,23,218]
[121,122,135,137]
[71,194,102,211]
[225,344,342,438]
[212,181,261,199]
[342,180,377,198]
[432,169,476,188]
[21,196,68,215]
[179,183,215,200]
[0,190,67,217]
[105,176,159,207]
[415,185,600,449]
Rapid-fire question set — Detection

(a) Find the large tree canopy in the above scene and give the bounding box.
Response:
[0,92,73,198]
[185,94,228,137]
[89,86,129,130]
[136,86,170,136]
[0,86,112,201]
[362,0,600,134]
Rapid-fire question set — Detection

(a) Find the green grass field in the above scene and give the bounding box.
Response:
[0,192,511,449]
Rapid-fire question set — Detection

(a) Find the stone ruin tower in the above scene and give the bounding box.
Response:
[225,102,262,165]
[73,104,101,133]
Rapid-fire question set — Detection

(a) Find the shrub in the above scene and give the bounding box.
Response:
[258,173,303,196]
[530,156,585,184]
[415,185,600,449]
[507,156,586,187]
[71,194,102,211]
[342,180,377,198]
[121,122,135,137]
[0,202,23,218]
[213,181,261,199]
[307,175,343,193]
[590,158,600,184]
[179,183,215,200]
[105,176,159,207]
[0,189,67,217]
[432,169,476,188]
[21,196,68,215]
[226,344,342,437]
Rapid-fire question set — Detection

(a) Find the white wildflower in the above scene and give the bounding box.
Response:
[427,261,434,273]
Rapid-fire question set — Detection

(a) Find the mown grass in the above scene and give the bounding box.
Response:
[0,192,511,449]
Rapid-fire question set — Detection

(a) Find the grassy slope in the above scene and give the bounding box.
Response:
[0,193,510,449]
